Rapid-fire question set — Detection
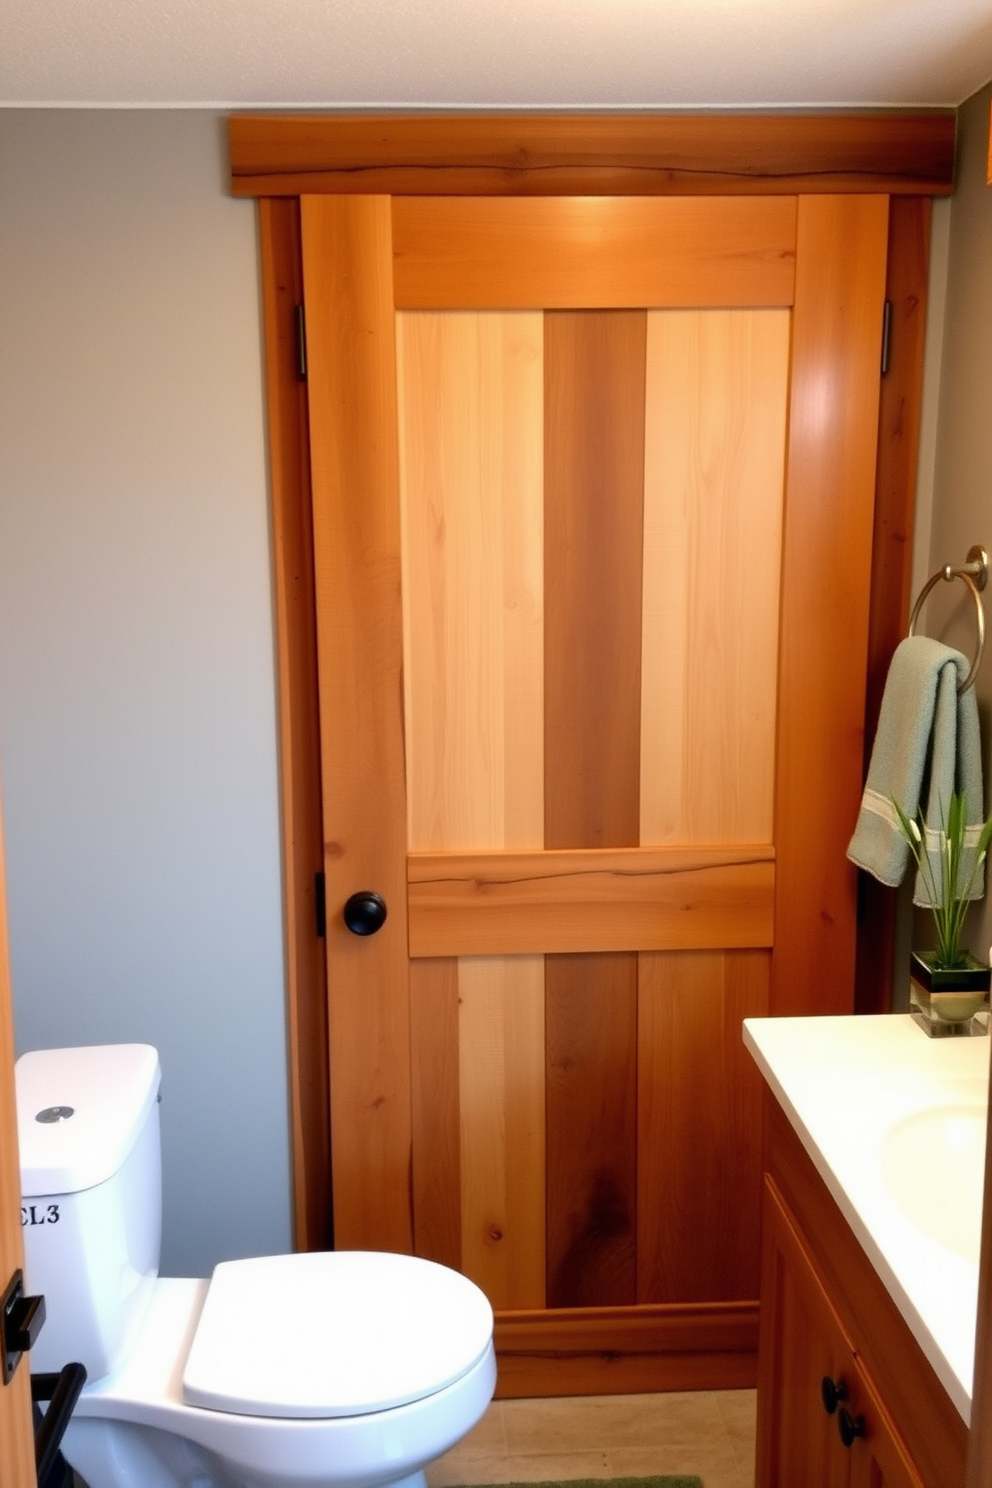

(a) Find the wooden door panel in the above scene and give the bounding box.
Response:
[301,194,413,1253]
[407,844,775,956]
[397,311,545,853]
[640,309,790,846]
[546,951,638,1308]
[410,957,461,1269]
[637,950,770,1303]
[392,196,798,309]
[304,190,889,1366]
[773,194,889,1017]
[459,956,546,1310]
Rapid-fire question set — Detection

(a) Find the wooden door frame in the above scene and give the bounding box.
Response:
[240,112,951,1260]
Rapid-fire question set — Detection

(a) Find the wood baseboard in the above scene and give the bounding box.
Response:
[493,1301,759,1398]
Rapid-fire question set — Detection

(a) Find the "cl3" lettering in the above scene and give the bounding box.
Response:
[21,1203,60,1226]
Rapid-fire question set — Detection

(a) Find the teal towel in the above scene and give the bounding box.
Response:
[846,636,985,905]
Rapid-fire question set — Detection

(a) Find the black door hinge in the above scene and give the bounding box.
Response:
[1,1269,45,1384]
[295,304,308,383]
[315,871,326,939]
[881,299,893,377]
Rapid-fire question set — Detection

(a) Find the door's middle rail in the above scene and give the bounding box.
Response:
[407,844,774,957]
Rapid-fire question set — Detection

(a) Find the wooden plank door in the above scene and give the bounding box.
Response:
[301,192,889,1382]
[0,788,40,1485]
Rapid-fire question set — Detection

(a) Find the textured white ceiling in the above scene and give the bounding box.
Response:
[1,0,991,109]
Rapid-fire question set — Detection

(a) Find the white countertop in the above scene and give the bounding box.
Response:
[743,1013,989,1424]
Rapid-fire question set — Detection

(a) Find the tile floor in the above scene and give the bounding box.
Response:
[426,1389,757,1488]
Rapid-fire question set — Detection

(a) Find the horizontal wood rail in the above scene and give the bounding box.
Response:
[407,845,774,956]
[494,1300,760,1397]
[392,196,797,309]
[229,112,955,199]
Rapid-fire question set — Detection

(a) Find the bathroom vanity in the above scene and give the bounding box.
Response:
[745,1015,985,1488]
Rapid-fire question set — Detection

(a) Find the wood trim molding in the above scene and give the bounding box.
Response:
[408,846,775,956]
[855,195,932,1015]
[494,1300,759,1397]
[229,112,955,199]
[258,199,332,1252]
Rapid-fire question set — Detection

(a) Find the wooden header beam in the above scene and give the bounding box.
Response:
[229,111,955,199]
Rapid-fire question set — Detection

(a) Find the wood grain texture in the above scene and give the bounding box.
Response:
[458,957,546,1310]
[544,308,645,1310]
[546,953,638,1308]
[640,308,790,846]
[409,958,461,1269]
[258,197,331,1252]
[544,310,646,849]
[855,196,931,1017]
[0,792,36,1482]
[494,1300,759,1397]
[755,1176,867,1488]
[301,195,413,1252]
[407,845,775,955]
[772,195,890,1018]
[229,112,955,198]
[637,950,770,1304]
[392,197,797,309]
[397,311,544,853]
[767,1102,968,1488]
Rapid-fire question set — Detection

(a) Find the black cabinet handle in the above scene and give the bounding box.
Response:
[32,1363,87,1484]
[837,1405,866,1448]
[820,1375,848,1415]
[343,892,387,936]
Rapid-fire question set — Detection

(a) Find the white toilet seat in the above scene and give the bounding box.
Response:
[68,1274,498,1488]
[183,1251,495,1418]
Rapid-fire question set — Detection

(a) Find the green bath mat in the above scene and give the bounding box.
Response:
[451,1479,703,1488]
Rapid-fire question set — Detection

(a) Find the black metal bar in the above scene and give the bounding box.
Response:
[32,1364,87,1485]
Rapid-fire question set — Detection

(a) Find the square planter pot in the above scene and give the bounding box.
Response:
[909,949,991,1038]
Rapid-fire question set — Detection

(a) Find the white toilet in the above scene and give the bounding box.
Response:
[16,1044,496,1488]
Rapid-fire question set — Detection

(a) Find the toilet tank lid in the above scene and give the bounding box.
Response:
[17,1044,161,1196]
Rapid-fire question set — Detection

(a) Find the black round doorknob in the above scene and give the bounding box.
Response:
[821,1376,848,1416]
[837,1406,866,1448]
[343,891,388,936]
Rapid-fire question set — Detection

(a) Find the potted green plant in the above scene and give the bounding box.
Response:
[892,792,992,1036]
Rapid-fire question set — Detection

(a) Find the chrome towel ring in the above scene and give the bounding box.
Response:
[908,544,988,693]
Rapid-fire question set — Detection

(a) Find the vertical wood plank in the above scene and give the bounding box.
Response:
[855,196,931,1017]
[0,788,36,1486]
[410,958,461,1269]
[640,309,790,847]
[637,950,770,1304]
[546,952,639,1307]
[545,311,646,1307]
[301,195,413,1253]
[544,311,646,849]
[773,195,890,1018]
[397,311,544,853]
[258,197,331,1252]
[397,309,546,1297]
[459,956,546,1309]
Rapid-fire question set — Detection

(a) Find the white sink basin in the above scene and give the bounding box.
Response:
[882,1103,986,1262]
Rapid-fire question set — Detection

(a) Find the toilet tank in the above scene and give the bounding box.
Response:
[16,1044,162,1380]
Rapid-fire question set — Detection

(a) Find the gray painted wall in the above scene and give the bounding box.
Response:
[916,79,992,976]
[0,110,292,1275]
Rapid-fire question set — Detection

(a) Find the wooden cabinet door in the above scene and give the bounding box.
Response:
[847,1360,926,1488]
[757,1177,927,1488]
[757,1177,853,1488]
[301,194,888,1333]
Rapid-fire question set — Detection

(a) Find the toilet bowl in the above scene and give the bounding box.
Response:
[17,1044,496,1488]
